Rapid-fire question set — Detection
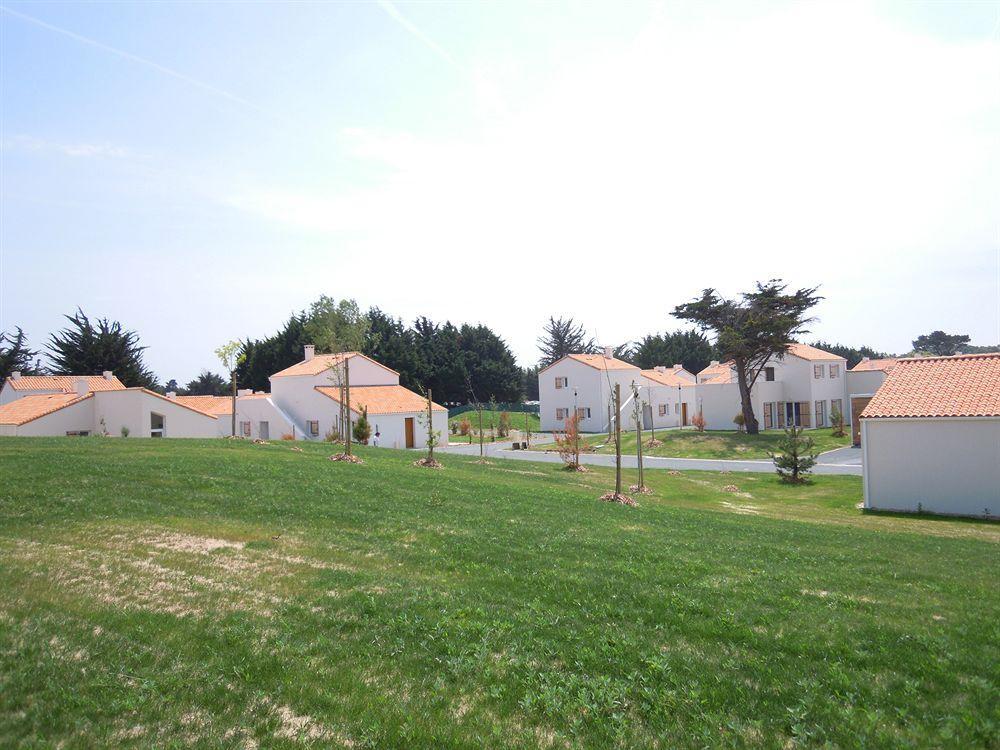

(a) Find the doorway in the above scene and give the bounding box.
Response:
[642,404,652,430]
[850,396,871,446]
[405,417,415,448]
[259,421,269,440]
[681,403,688,427]
[150,412,164,438]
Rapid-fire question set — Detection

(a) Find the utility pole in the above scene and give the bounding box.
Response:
[344,358,352,456]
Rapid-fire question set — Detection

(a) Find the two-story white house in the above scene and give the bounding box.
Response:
[692,343,849,431]
[538,349,696,433]
[268,345,448,449]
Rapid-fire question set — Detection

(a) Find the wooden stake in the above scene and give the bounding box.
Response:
[614,384,622,495]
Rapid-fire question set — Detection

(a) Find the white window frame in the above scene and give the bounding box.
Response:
[554,376,568,389]
[576,407,591,419]
[150,412,165,438]
[813,364,824,379]
[815,400,826,428]
[658,404,667,416]
[308,420,319,436]
[829,364,840,379]
[764,366,775,382]
[556,408,567,420]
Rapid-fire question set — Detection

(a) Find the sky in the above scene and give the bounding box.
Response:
[1,0,998,384]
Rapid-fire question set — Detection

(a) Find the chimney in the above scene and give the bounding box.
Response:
[103,371,113,380]
[304,344,315,361]
[75,377,89,398]
[237,388,253,396]
[673,364,683,371]
[166,391,176,399]
[11,371,20,380]
[861,356,870,363]
[710,360,720,367]
[654,366,667,373]
[603,346,613,359]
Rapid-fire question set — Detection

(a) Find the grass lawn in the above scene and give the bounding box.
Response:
[448,409,541,439]
[541,428,853,460]
[1,438,997,748]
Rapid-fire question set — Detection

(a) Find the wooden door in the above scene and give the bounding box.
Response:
[642,405,652,429]
[405,417,415,448]
[681,403,688,426]
[259,421,269,440]
[851,397,871,446]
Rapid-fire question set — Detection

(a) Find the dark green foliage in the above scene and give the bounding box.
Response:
[769,426,818,483]
[809,340,894,368]
[162,379,181,395]
[236,313,310,392]
[912,330,971,356]
[363,308,422,391]
[537,317,595,367]
[458,324,521,403]
[631,330,716,373]
[520,365,539,401]
[353,406,372,444]
[612,342,636,363]
[958,343,1000,354]
[184,370,227,396]
[46,309,158,388]
[674,281,821,434]
[0,327,42,386]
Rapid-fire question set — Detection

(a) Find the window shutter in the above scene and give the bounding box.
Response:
[799,402,811,428]
[777,402,785,428]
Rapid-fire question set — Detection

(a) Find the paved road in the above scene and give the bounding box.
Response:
[440,438,863,476]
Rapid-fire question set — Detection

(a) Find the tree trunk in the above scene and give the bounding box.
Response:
[735,361,760,435]
[636,406,643,489]
[344,359,352,455]
[478,407,484,459]
[614,384,622,495]
[426,388,434,461]
[231,371,237,437]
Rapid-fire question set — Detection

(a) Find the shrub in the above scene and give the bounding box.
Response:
[553,414,584,470]
[830,405,846,438]
[769,426,818,483]
[732,412,745,432]
[353,407,372,445]
[497,411,511,438]
[280,433,295,440]
[120,425,130,438]
[691,412,706,432]
[325,427,341,443]
[458,417,471,436]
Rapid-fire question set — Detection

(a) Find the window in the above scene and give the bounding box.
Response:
[65,430,90,437]
[829,364,840,378]
[556,408,567,420]
[674,403,679,414]
[813,364,824,379]
[814,400,826,428]
[784,402,812,428]
[554,377,568,389]
[658,404,667,416]
[150,412,165,438]
[764,367,775,382]
[763,402,774,429]
[576,407,591,419]
[308,420,319,436]
[242,421,251,436]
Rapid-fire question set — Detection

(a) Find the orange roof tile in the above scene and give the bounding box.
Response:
[641,369,695,388]
[172,395,233,416]
[785,343,843,361]
[0,392,92,425]
[861,353,1000,418]
[6,374,126,392]
[697,361,733,384]
[270,352,399,379]
[539,353,638,374]
[849,357,901,373]
[315,385,446,415]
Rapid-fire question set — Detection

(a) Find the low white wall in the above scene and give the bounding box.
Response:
[367,410,448,450]
[864,418,1000,518]
[94,390,218,438]
[14,398,96,436]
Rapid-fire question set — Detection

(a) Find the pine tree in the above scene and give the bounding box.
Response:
[769,427,818,483]
[537,317,595,367]
[47,309,158,388]
[353,406,371,444]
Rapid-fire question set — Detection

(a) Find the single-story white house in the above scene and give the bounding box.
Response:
[861,353,999,519]
[846,357,901,445]
[0,371,125,404]
[0,384,219,438]
[170,391,298,440]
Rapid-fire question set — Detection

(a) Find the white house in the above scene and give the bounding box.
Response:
[268,346,448,449]
[170,391,298,440]
[0,371,125,405]
[692,343,849,431]
[861,353,999,519]
[846,357,901,445]
[0,382,219,437]
[538,349,695,433]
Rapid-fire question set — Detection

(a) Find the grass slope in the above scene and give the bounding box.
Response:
[0,438,996,748]
[545,429,853,460]
[449,410,541,437]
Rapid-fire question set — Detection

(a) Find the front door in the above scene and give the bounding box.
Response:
[681,403,688,426]
[405,417,415,448]
[259,421,269,440]
[642,404,652,429]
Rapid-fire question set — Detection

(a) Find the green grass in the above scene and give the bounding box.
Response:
[448,409,541,438]
[1,437,997,748]
[540,428,853,460]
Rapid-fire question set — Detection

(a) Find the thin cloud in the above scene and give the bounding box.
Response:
[0,5,280,120]
[2,135,132,159]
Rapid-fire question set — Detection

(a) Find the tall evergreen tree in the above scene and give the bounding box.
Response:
[459,323,521,403]
[0,327,42,387]
[632,330,716,374]
[363,308,421,391]
[809,341,893,369]
[413,318,467,404]
[236,313,309,391]
[912,330,971,357]
[185,371,227,396]
[47,309,158,388]
[537,317,595,367]
[674,281,821,434]
[521,365,540,401]
[304,296,369,353]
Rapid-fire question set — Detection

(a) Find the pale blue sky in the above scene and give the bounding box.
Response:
[2,0,998,383]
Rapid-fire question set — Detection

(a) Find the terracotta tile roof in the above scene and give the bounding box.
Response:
[849,357,901,373]
[172,395,233,416]
[540,353,638,374]
[109,388,219,418]
[6,374,126,392]
[697,361,733,384]
[861,353,1000,418]
[0,392,92,425]
[315,385,446,415]
[270,352,398,379]
[641,369,695,388]
[785,343,843,361]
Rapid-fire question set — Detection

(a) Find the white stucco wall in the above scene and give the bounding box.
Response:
[538,360,605,433]
[863,418,1000,518]
[847,370,886,398]
[11,397,96,436]
[231,397,298,440]
[94,390,218,438]
[366,409,448,450]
